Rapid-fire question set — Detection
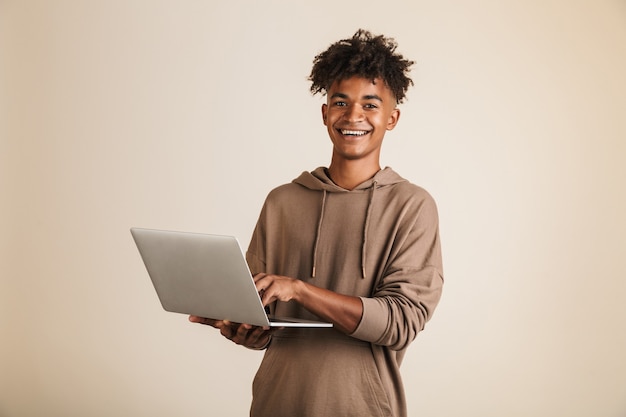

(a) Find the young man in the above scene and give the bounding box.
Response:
[190,29,444,417]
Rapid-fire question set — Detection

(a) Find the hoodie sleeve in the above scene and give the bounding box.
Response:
[350,193,444,350]
[246,204,267,276]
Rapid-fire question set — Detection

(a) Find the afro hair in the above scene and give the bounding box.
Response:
[308,29,414,104]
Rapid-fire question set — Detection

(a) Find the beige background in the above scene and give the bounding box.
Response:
[2,1,625,416]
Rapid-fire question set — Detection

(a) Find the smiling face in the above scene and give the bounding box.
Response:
[322,76,400,167]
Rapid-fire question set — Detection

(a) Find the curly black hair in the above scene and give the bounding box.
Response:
[308,29,414,104]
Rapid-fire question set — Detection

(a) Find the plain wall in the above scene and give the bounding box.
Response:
[1,1,625,416]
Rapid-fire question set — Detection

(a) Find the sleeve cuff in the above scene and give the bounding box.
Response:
[349,297,388,343]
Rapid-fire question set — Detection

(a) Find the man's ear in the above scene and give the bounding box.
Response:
[386,108,401,131]
[321,103,328,126]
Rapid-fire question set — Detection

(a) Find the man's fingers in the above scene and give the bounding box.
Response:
[253,273,267,283]
[219,320,238,339]
[191,315,272,348]
[189,316,220,328]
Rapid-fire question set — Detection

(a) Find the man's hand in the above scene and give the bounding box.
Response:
[253,272,363,334]
[189,316,273,350]
[253,273,304,306]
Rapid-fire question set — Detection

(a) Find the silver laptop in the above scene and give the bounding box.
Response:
[131,228,332,328]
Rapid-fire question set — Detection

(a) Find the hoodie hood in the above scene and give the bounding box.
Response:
[292,167,407,279]
[293,166,407,192]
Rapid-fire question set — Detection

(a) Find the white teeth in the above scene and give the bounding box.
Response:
[341,130,368,136]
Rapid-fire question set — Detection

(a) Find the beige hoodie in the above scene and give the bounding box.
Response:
[246,167,443,417]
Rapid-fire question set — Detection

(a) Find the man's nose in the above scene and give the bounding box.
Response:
[344,105,364,122]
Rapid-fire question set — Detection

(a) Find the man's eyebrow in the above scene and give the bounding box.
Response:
[363,94,383,102]
[329,93,384,102]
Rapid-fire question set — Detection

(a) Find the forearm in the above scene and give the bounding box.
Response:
[294,280,363,334]
[255,273,363,334]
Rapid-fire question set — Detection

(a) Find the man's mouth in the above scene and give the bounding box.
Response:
[339,129,370,136]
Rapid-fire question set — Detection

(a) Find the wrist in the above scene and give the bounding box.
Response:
[292,279,308,304]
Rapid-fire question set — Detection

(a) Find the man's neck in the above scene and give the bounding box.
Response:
[327,160,381,190]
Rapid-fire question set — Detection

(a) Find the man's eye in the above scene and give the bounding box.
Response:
[364,103,378,109]
[333,101,347,107]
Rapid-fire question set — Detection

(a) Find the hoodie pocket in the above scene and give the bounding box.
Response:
[251,334,394,417]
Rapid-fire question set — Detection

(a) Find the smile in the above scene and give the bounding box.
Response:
[339,129,370,136]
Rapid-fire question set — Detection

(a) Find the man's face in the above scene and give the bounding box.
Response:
[322,76,400,164]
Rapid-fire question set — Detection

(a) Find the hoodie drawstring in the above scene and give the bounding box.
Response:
[311,189,327,278]
[311,182,377,279]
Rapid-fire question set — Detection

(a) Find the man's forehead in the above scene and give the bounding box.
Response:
[329,76,381,87]
[328,77,393,99]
